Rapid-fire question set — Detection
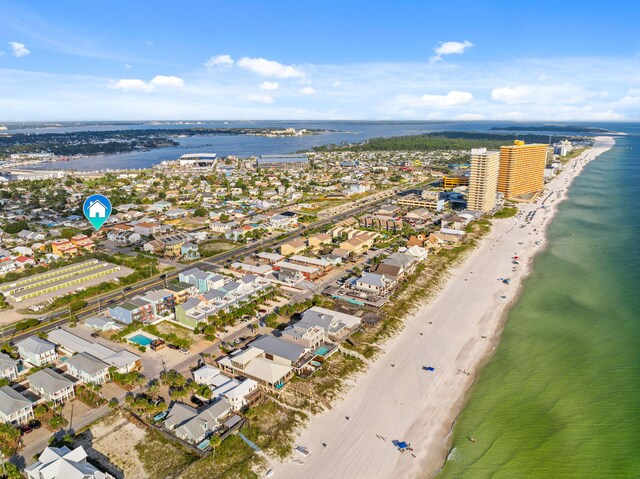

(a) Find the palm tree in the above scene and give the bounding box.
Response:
[209,436,221,459]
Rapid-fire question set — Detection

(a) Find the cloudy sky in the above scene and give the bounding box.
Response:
[0,0,638,121]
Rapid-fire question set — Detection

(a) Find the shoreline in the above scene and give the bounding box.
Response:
[273,136,615,479]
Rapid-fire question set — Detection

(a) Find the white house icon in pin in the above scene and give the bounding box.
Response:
[88,199,107,218]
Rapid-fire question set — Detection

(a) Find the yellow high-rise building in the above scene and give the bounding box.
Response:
[468,148,500,213]
[498,140,548,199]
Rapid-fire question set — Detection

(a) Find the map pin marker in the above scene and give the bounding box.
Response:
[83,194,112,231]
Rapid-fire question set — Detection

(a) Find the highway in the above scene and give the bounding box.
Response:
[4,184,420,344]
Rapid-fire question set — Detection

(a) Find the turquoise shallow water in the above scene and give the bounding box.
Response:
[438,130,640,478]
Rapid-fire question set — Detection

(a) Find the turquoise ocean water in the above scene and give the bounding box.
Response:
[438,128,640,478]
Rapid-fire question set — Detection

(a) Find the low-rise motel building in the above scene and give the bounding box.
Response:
[0,259,120,302]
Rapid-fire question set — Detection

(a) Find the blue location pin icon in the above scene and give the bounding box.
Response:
[83,194,112,230]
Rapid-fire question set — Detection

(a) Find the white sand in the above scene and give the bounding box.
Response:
[274,137,615,479]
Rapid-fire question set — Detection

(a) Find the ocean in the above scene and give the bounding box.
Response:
[437,126,640,478]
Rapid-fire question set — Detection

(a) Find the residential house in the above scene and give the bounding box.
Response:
[138,289,175,318]
[290,306,362,342]
[0,353,19,381]
[84,316,122,332]
[65,352,110,384]
[354,272,395,295]
[48,329,140,374]
[16,336,57,367]
[192,364,224,386]
[281,322,325,349]
[223,379,259,410]
[0,386,33,424]
[108,297,155,324]
[165,281,197,303]
[179,268,225,293]
[25,445,114,479]
[181,242,200,260]
[164,399,232,444]
[217,347,294,393]
[28,368,75,405]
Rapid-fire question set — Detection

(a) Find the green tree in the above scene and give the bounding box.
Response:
[0,423,20,456]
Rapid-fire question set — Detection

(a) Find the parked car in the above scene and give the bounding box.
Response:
[21,425,33,435]
[191,396,204,407]
[28,420,41,430]
[151,397,164,406]
[179,348,189,355]
[167,344,179,350]
[90,332,100,338]
[258,309,267,313]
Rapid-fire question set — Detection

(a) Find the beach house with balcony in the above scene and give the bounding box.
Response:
[0,386,33,425]
[16,336,57,367]
[28,368,75,405]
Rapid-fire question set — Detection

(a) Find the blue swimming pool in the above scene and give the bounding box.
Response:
[129,333,153,347]
[315,346,330,356]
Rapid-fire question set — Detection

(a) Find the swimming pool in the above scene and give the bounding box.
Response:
[129,333,153,347]
[315,346,330,356]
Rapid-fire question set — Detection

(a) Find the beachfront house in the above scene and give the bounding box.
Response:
[164,399,232,444]
[217,347,294,393]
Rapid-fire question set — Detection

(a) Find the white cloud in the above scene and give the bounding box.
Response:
[109,78,154,92]
[145,40,154,46]
[300,86,315,95]
[259,81,279,90]
[124,64,132,69]
[9,41,30,58]
[0,50,4,57]
[108,75,184,92]
[246,93,274,103]
[150,75,184,88]
[205,54,234,68]
[237,57,304,78]
[415,90,475,108]
[430,40,473,63]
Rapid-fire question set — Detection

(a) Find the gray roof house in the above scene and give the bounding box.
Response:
[29,368,76,405]
[165,398,232,444]
[0,352,19,381]
[25,445,113,479]
[66,352,110,384]
[0,385,33,425]
[249,335,307,366]
[16,336,58,367]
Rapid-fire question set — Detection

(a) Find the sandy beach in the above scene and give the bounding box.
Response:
[274,136,616,479]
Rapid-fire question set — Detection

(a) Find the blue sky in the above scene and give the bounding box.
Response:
[1,0,638,121]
